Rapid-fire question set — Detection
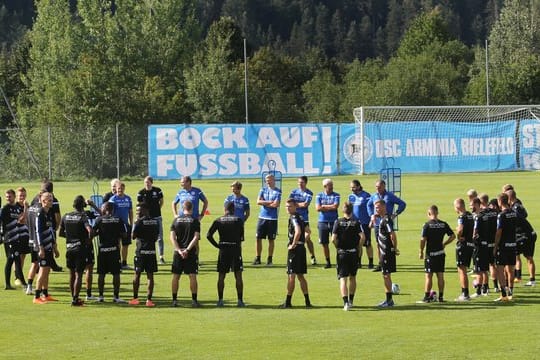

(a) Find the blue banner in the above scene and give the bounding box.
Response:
[339,121,518,173]
[519,119,540,170]
[148,124,338,179]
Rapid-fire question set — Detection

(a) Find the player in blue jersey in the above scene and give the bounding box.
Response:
[108,182,133,270]
[254,174,281,266]
[348,180,372,268]
[367,179,406,272]
[172,176,208,221]
[316,178,340,269]
[288,176,317,265]
[224,181,250,222]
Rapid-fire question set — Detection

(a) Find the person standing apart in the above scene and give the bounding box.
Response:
[316,178,340,269]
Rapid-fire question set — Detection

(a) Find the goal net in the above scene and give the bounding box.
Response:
[353,105,540,174]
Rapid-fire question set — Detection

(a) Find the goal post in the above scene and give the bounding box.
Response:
[353,105,540,175]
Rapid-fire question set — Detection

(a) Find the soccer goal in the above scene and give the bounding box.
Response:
[353,105,540,175]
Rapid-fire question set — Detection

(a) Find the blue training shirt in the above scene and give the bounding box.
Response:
[224,194,250,221]
[348,190,371,224]
[288,188,313,222]
[173,187,207,219]
[108,194,132,225]
[258,186,281,220]
[316,191,340,223]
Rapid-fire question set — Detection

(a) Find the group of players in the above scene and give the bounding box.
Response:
[0,175,535,309]
[419,185,537,305]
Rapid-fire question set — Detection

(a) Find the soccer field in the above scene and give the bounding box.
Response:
[1,172,539,359]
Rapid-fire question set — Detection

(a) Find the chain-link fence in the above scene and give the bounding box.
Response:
[0,122,149,180]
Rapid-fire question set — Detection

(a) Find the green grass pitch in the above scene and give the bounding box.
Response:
[1,172,539,359]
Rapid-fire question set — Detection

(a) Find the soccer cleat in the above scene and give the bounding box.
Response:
[514,278,522,283]
[43,295,58,302]
[324,263,332,269]
[171,300,178,307]
[252,258,261,265]
[494,296,509,302]
[311,257,317,265]
[266,260,273,266]
[343,302,352,311]
[25,285,34,295]
[191,300,202,308]
[237,300,246,308]
[525,280,536,287]
[470,293,481,299]
[305,303,313,308]
[216,299,225,307]
[71,299,85,307]
[145,300,156,307]
[416,298,432,304]
[14,279,22,286]
[113,297,127,304]
[52,265,63,272]
[377,299,395,308]
[33,297,47,304]
[278,302,292,309]
[372,265,382,272]
[98,296,105,302]
[159,257,166,265]
[5,285,15,290]
[121,264,133,270]
[86,295,98,301]
[128,298,140,305]
[454,294,470,302]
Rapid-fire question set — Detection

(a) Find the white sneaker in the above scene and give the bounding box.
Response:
[525,280,536,287]
[14,279,22,286]
[25,285,34,295]
[86,295,98,301]
[113,297,127,304]
[343,302,352,311]
[98,296,105,302]
[454,294,470,302]
[470,293,481,299]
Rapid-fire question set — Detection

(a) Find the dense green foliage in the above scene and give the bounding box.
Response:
[1,0,539,179]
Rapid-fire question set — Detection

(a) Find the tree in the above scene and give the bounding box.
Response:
[185,16,244,123]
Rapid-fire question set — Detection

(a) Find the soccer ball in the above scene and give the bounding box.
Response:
[391,283,400,295]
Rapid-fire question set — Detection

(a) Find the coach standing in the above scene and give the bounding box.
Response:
[138,176,165,264]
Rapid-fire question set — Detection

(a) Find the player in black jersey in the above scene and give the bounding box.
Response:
[494,193,518,301]
[59,195,92,306]
[453,198,475,301]
[15,187,30,286]
[33,192,60,304]
[93,202,127,303]
[418,205,455,303]
[170,200,201,307]
[137,176,165,264]
[471,197,497,296]
[332,202,364,310]
[279,199,312,308]
[128,203,159,307]
[1,189,27,290]
[207,202,245,307]
[371,200,399,308]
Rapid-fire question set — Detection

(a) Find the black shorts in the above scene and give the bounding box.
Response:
[19,237,31,255]
[336,250,359,278]
[6,241,22,259]
[517,232,536,258]
[38,250,55,268]
[425,253,445,273]
[30,249,39,263]
[66,248,87,273]
[217,246,243,273]
[256,219,277,240]
[495,248,517,266]
[381,250,396,274]
[360,224,372,247]
[97,246,121,275]
[172,252,198,275]
[455,243,474,267]
[318,222,333,245]
[134,252,158,273]
[85,244,95,266]
[122,227,132,246]
[287,245,307,275]
[473,245,491,272]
